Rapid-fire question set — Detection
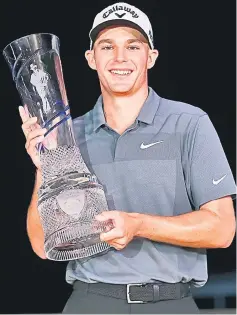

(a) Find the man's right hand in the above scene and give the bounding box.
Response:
[19,105,47,170]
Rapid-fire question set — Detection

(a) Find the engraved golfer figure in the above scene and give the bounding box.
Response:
[30,64,51,114]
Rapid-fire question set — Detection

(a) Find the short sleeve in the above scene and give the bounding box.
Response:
[187,114,236,209]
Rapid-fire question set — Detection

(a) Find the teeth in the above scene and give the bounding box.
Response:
[110,70,132,75]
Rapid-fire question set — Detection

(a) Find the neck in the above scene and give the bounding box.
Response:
[101,86,149,134]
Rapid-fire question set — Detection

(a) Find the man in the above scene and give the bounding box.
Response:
[19,2,236,314]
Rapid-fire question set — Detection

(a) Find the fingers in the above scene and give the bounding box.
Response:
[100,227,123,242]
[96,211,124,242]
[95,211,120,222]
[25,135,44,160]
[19,105,40,137]
[104,222,114,232]
[105,237,127,250]
[18,106,28,123]
[18,105,44,169]
[23,104,30,117]
[109,241,125,250]
[21,117,38,137]
[25,128,47,152]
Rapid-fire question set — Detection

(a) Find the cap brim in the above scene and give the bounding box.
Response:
[89,19,152,48]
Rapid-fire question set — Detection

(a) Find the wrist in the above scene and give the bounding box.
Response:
[35,168,43,185]
[129,212,147,237]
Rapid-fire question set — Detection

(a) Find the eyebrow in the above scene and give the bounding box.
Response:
[97,39,113,45]
[127,39,144,44]
[96,38,144,45]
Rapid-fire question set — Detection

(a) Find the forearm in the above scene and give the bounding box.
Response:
[26,169,47,259]
[135,203,235,248]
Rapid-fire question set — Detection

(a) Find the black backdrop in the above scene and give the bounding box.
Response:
[0,0,235,313]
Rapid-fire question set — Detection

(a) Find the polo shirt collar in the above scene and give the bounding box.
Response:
[137,87,161,124]
[92,87,161,132]
[92,94,106,132]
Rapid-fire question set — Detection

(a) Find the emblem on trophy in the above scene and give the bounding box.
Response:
[3,33,113,261]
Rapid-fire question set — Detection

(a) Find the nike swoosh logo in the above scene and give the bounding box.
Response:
[115,13,126,18]
[140,141,164,149]
[212,174,227,185]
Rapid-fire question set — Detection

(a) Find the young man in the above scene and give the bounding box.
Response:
[19,2,236,314]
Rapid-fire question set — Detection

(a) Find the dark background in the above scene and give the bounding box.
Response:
[0,0,235,313]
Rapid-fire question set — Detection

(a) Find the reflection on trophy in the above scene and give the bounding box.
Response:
[3,33,113,261]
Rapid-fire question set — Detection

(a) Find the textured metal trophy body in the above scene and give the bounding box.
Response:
[3,33,112,261]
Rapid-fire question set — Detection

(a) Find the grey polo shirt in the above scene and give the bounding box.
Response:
[65,87,236,288]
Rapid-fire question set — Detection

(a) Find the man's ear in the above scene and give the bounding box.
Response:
[147,49,159,69]
[85,50,97,70]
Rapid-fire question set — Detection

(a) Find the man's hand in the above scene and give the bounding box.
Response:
[95,211,141,250]
[19,105,46,170]
[95,196,236,250]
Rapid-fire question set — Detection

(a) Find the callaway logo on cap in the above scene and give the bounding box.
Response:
[89,2,154,49]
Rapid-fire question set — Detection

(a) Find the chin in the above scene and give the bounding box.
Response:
[109,84,135,95]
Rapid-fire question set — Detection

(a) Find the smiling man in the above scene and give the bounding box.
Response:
[86,25,157,98]
[20,2,236,314]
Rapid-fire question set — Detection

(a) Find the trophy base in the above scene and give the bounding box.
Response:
[37,145,113,261]
[44,221,112,261]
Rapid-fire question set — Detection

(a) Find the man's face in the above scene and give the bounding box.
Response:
[85,26,158,95]
[30,64,37,72]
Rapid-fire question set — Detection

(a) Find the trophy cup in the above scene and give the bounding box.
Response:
[3,33,113,261]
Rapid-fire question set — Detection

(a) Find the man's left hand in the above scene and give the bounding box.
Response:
[95,211,141,250]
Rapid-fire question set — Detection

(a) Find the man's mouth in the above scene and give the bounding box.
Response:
[109,69,133,76]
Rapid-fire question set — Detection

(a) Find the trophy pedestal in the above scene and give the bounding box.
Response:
[38,145,112,261]
[44,223,111,261]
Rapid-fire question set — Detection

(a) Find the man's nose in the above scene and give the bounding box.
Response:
[114,47,127,62]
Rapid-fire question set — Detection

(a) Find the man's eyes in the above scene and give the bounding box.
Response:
[127,45,140,50]
[101,45,140,50]
[101,45,113,50]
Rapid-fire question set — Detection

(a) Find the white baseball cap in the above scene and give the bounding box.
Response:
[89,2,154,50]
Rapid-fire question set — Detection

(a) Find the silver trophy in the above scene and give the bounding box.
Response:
[3,33,113,261]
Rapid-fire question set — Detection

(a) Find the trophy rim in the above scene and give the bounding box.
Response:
[2,32,60,54]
